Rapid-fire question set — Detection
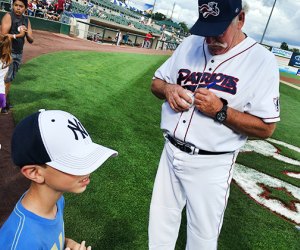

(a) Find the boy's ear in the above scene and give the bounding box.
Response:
[21,165,45,184]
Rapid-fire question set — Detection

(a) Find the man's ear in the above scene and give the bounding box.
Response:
[238,11,245,29]
[21,165,45,184]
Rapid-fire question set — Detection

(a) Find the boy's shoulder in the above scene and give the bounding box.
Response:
[0,195,65,249]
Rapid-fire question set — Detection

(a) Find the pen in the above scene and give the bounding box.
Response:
[206,81,217,89]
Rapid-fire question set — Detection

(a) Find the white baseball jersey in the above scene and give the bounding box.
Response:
[154,35,280,152]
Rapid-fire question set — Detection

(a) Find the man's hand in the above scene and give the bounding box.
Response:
[194,88,223,117]
[65,238,91,250]
[164,84,193,112]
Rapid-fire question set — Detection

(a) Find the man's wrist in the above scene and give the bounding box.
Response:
[215,98,228,123]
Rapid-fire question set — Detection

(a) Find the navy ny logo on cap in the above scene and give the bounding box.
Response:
[68,118,89,140]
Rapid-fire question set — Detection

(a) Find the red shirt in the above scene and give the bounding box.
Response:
[145,33,153,41]
[57,0,65,10]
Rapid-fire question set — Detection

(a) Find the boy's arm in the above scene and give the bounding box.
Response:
[1,13,13,38]
[25,19,34,43]
[1,13,28,40]
[65,238,91,250]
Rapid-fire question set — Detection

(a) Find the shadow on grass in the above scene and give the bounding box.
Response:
[95,218,137,250]
[11,88,72,106]
[13,74,39,84]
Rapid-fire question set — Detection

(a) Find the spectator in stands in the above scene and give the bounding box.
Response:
[115,29,122,46]
[0,35,12,115]
[64,0,72,11]
[27,0,35,16]
[35,0,46,18]
[46,1,60,21]
[160,24,166,32]
[30,0,38,16]
[140,16,145,24]
[143,32,153,49]
[0,0,34,114]
[56,0,65,14]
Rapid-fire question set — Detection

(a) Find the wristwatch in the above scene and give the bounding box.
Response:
[215,98,228,123]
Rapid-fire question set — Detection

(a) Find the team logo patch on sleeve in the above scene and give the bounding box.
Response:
[273,97,280,112]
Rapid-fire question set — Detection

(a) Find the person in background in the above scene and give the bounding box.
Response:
[0,34,12,115]
[115,29,122,46]
[123,33,129,44]
[56,0,65,15]
[0,0,34,114]
[143,32,153,49]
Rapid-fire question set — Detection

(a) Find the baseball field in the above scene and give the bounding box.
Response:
[4,39,300,249]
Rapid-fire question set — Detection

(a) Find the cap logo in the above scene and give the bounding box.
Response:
[67,118,89,140]
[199,2,220,18]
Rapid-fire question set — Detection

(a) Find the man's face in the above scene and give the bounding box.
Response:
[13,1,26,16]
[205,12,244,55]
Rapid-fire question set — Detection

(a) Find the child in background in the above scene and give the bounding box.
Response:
[0,34,12,115]
[0,109,118,249]
[1,0,34,114]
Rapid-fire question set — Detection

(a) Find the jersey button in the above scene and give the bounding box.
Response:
[209,68,212,71]
[211,60,214,63]
[183,120,186,123]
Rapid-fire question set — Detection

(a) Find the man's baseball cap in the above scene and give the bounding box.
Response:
[11,109,118,175]
[190,0,242,37]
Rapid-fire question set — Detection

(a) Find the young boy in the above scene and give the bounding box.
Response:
[0,109,118,249]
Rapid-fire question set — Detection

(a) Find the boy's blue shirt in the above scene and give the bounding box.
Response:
[0,193,65,250]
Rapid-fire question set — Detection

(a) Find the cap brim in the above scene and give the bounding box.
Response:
[190,18,231,37]
[46,143,118,175]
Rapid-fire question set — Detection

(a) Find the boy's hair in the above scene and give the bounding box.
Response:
[12,0,28,9]
[0,34,12,67]
[11,109,118,175]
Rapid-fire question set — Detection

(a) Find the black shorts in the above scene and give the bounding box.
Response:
[5,53,22,83]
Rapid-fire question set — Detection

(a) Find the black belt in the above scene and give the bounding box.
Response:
[166,134,232,155]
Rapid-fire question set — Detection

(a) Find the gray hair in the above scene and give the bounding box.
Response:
[242,1,249,14]
[232,1,249,24]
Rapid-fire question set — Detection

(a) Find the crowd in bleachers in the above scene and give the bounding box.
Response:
[0,0,184,50]
[71,0,162,34]
[0,0,185,40]
[25,0,72,21]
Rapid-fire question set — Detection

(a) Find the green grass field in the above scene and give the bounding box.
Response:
[11,51,300,249]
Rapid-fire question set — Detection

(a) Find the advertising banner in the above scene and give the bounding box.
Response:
[288,52,300,68]
[271,48,293,59]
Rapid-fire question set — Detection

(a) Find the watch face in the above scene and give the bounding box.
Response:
[216,111,227,122]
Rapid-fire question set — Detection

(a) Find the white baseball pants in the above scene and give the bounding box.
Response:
[149,142,238,250]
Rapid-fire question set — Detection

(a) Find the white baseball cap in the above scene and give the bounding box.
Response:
[11,109,118,175]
